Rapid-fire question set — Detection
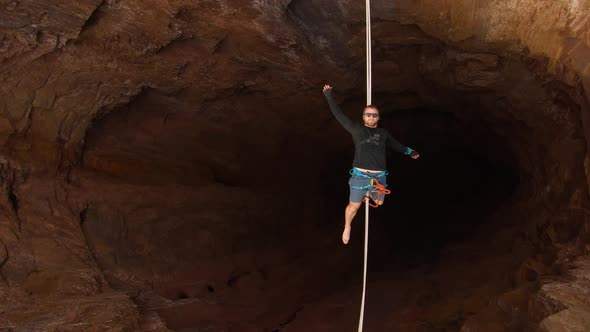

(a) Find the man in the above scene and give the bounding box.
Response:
[323,84,420,244]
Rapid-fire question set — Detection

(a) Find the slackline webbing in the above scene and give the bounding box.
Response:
[357,0,372,331]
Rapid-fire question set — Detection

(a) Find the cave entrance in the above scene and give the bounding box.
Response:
[77,61,583,332]
[78,89,529,330]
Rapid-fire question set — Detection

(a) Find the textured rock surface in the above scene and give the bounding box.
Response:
[529,256,590,332]
[0,0,589,331]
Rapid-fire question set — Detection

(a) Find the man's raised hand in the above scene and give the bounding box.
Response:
[323,84,332,92]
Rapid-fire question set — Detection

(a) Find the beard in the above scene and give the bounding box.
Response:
[364,120,378,127]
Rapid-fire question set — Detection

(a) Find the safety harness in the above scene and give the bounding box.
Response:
[349,168,391,208]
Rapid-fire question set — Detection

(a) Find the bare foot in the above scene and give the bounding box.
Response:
[342,225,351,244]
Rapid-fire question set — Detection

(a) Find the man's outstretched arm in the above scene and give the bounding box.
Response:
[323,85,357,134]
[387,132,420,159]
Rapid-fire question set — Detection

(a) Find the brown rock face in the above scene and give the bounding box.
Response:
[1,0,590,331]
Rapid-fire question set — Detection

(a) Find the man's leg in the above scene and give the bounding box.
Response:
[343,201,362,244]
[345,173,370,244]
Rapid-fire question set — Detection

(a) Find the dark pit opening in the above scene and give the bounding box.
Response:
[377,108,518,262]
[76,85,559,331]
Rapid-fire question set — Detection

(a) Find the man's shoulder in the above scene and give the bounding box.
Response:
[377,127,394,140]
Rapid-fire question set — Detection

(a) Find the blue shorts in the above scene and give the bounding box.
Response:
[348,169,387,203]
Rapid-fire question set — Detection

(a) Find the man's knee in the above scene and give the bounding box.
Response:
[347,201,362,211]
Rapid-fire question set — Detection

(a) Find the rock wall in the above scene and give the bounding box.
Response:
[1,0,590,331]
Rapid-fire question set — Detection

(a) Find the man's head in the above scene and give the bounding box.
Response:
[362,105,379,128]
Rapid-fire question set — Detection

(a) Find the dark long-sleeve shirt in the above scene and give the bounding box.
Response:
[324,89,410,171]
